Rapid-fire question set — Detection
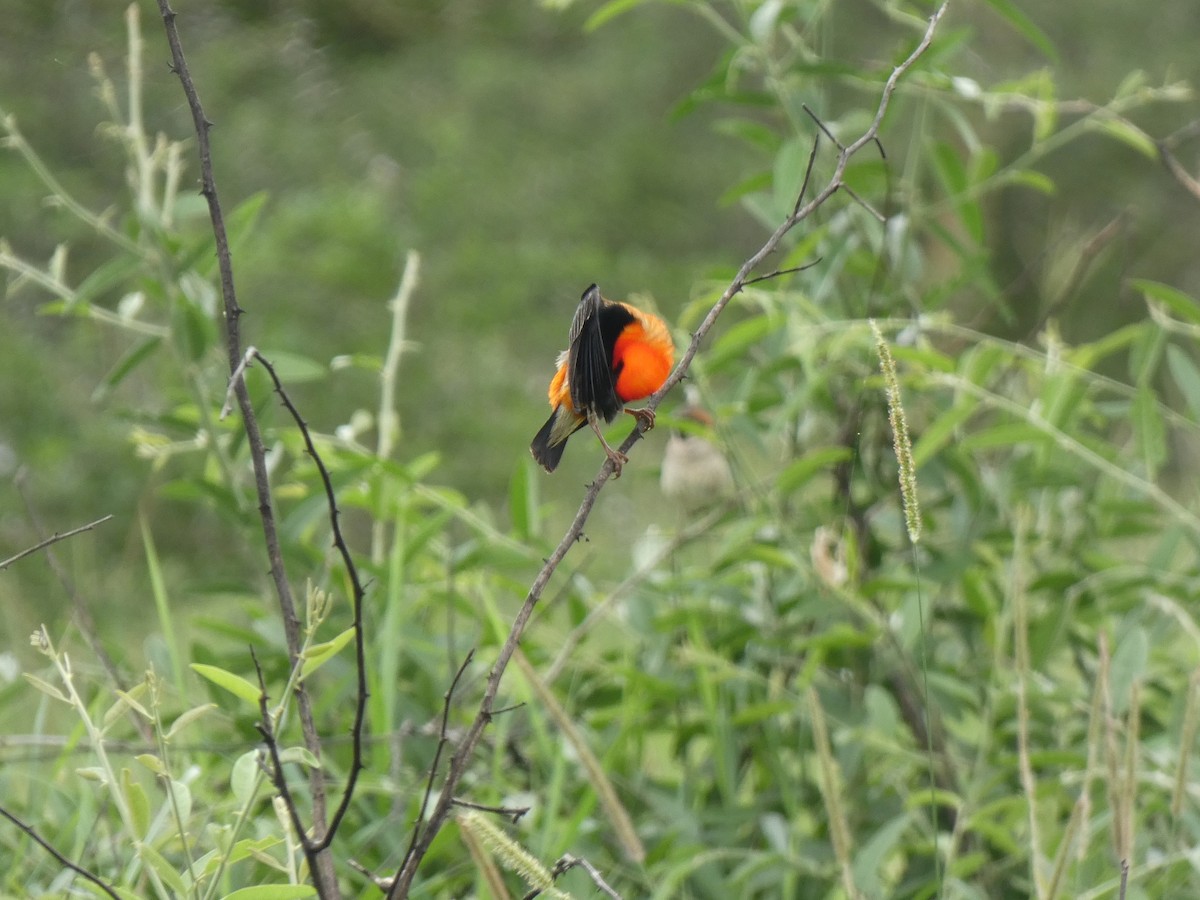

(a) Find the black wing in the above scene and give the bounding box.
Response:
[567,284,630,422]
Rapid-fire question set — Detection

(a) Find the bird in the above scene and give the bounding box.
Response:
[530,284,674,476]
[660,386,736,509]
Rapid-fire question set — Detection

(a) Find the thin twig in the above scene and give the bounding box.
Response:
[13,475,146,742]
[155,4,336,893]
[244,349,371,853]
[841,184,887,222]
[523,853,623,900]
[397,650,476,878]
[348,858,396,892]
[250,647,322,877]
[0,514,113,570]
[743,258,824,288]
[1157,117,1200,203]
[385,5,949,895]
[0,804,122,900]
[450,797,531,823]
[489,702,526,717]
[803,103,844,149]
[792,132,822,216]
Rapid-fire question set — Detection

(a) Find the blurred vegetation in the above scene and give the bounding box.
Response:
[3,0,1200,897]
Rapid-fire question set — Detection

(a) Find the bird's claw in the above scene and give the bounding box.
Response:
[626,407,656,433]
[606,446,629,478]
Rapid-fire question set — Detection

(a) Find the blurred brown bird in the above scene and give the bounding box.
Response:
[530,284,674,476]
[660,386,735,509]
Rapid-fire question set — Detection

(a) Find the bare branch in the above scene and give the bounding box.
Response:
[396,649,476,879]
[523,853,624,900]
[841,184,887,222]
[0,514,113,571]
[792,132,822,215]
[1159,139,1200,203]
[12,475,133,712]
[243,349,371,853]
[251,647,323,877]
[0,804,121,900]
[450,797,531,823]
[154,4,337,892]
[743,258,823,289]
[386,4,950,895]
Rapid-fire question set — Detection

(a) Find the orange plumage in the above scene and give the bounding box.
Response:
[530,284,674,475]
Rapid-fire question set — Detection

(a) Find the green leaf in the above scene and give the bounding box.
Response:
[776,447,853,493]
[299,626,357,679]
[889,343,956,374]
[748,0,786,43]
[123,768,150,840]
[135,754,167,777]
[853,814,913,896]
[225,191,270,250]
[981,0,1058,60]
[163,779,193,826]
[165,703,219,741]
[173,272,218,361]
[959,342,1009,386]
[259,349,328,384]
[707,314,785,370]
[95,337,163,399]
[114,688,153,722]
[277,746,322,769]
[718,170,772,207]
[1133,279,1200,325]
[190,663,261,705]
[1167,344,1200,421]
[1130,384,1167,475]
[231,751,262,807]
[911,400,975,469]
[585,0,652,30]
[712,117,779,153]
[1108,625,1149,714]
[508,456,539,541]
[1039,370,1086,430]
[73,254,143,306]
[1067,322,1143,369]
[221,836,284,867]
[1090,117,1157,159]
[220,886,317,900]
[23,674,68,704]
[1128,321,1166,384]
[136,841,189,895]
[997,168,1056,195]
[957,422,1048,453]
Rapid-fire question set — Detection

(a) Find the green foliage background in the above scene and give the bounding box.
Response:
[2,0,1200,898]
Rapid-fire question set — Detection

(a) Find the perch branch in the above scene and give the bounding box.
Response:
[385,4,949,895]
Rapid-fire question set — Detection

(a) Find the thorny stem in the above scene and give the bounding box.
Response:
[155,3,338,895]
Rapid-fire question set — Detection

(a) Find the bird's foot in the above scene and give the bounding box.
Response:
[625,406,657,433]
[588,411,629,478]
